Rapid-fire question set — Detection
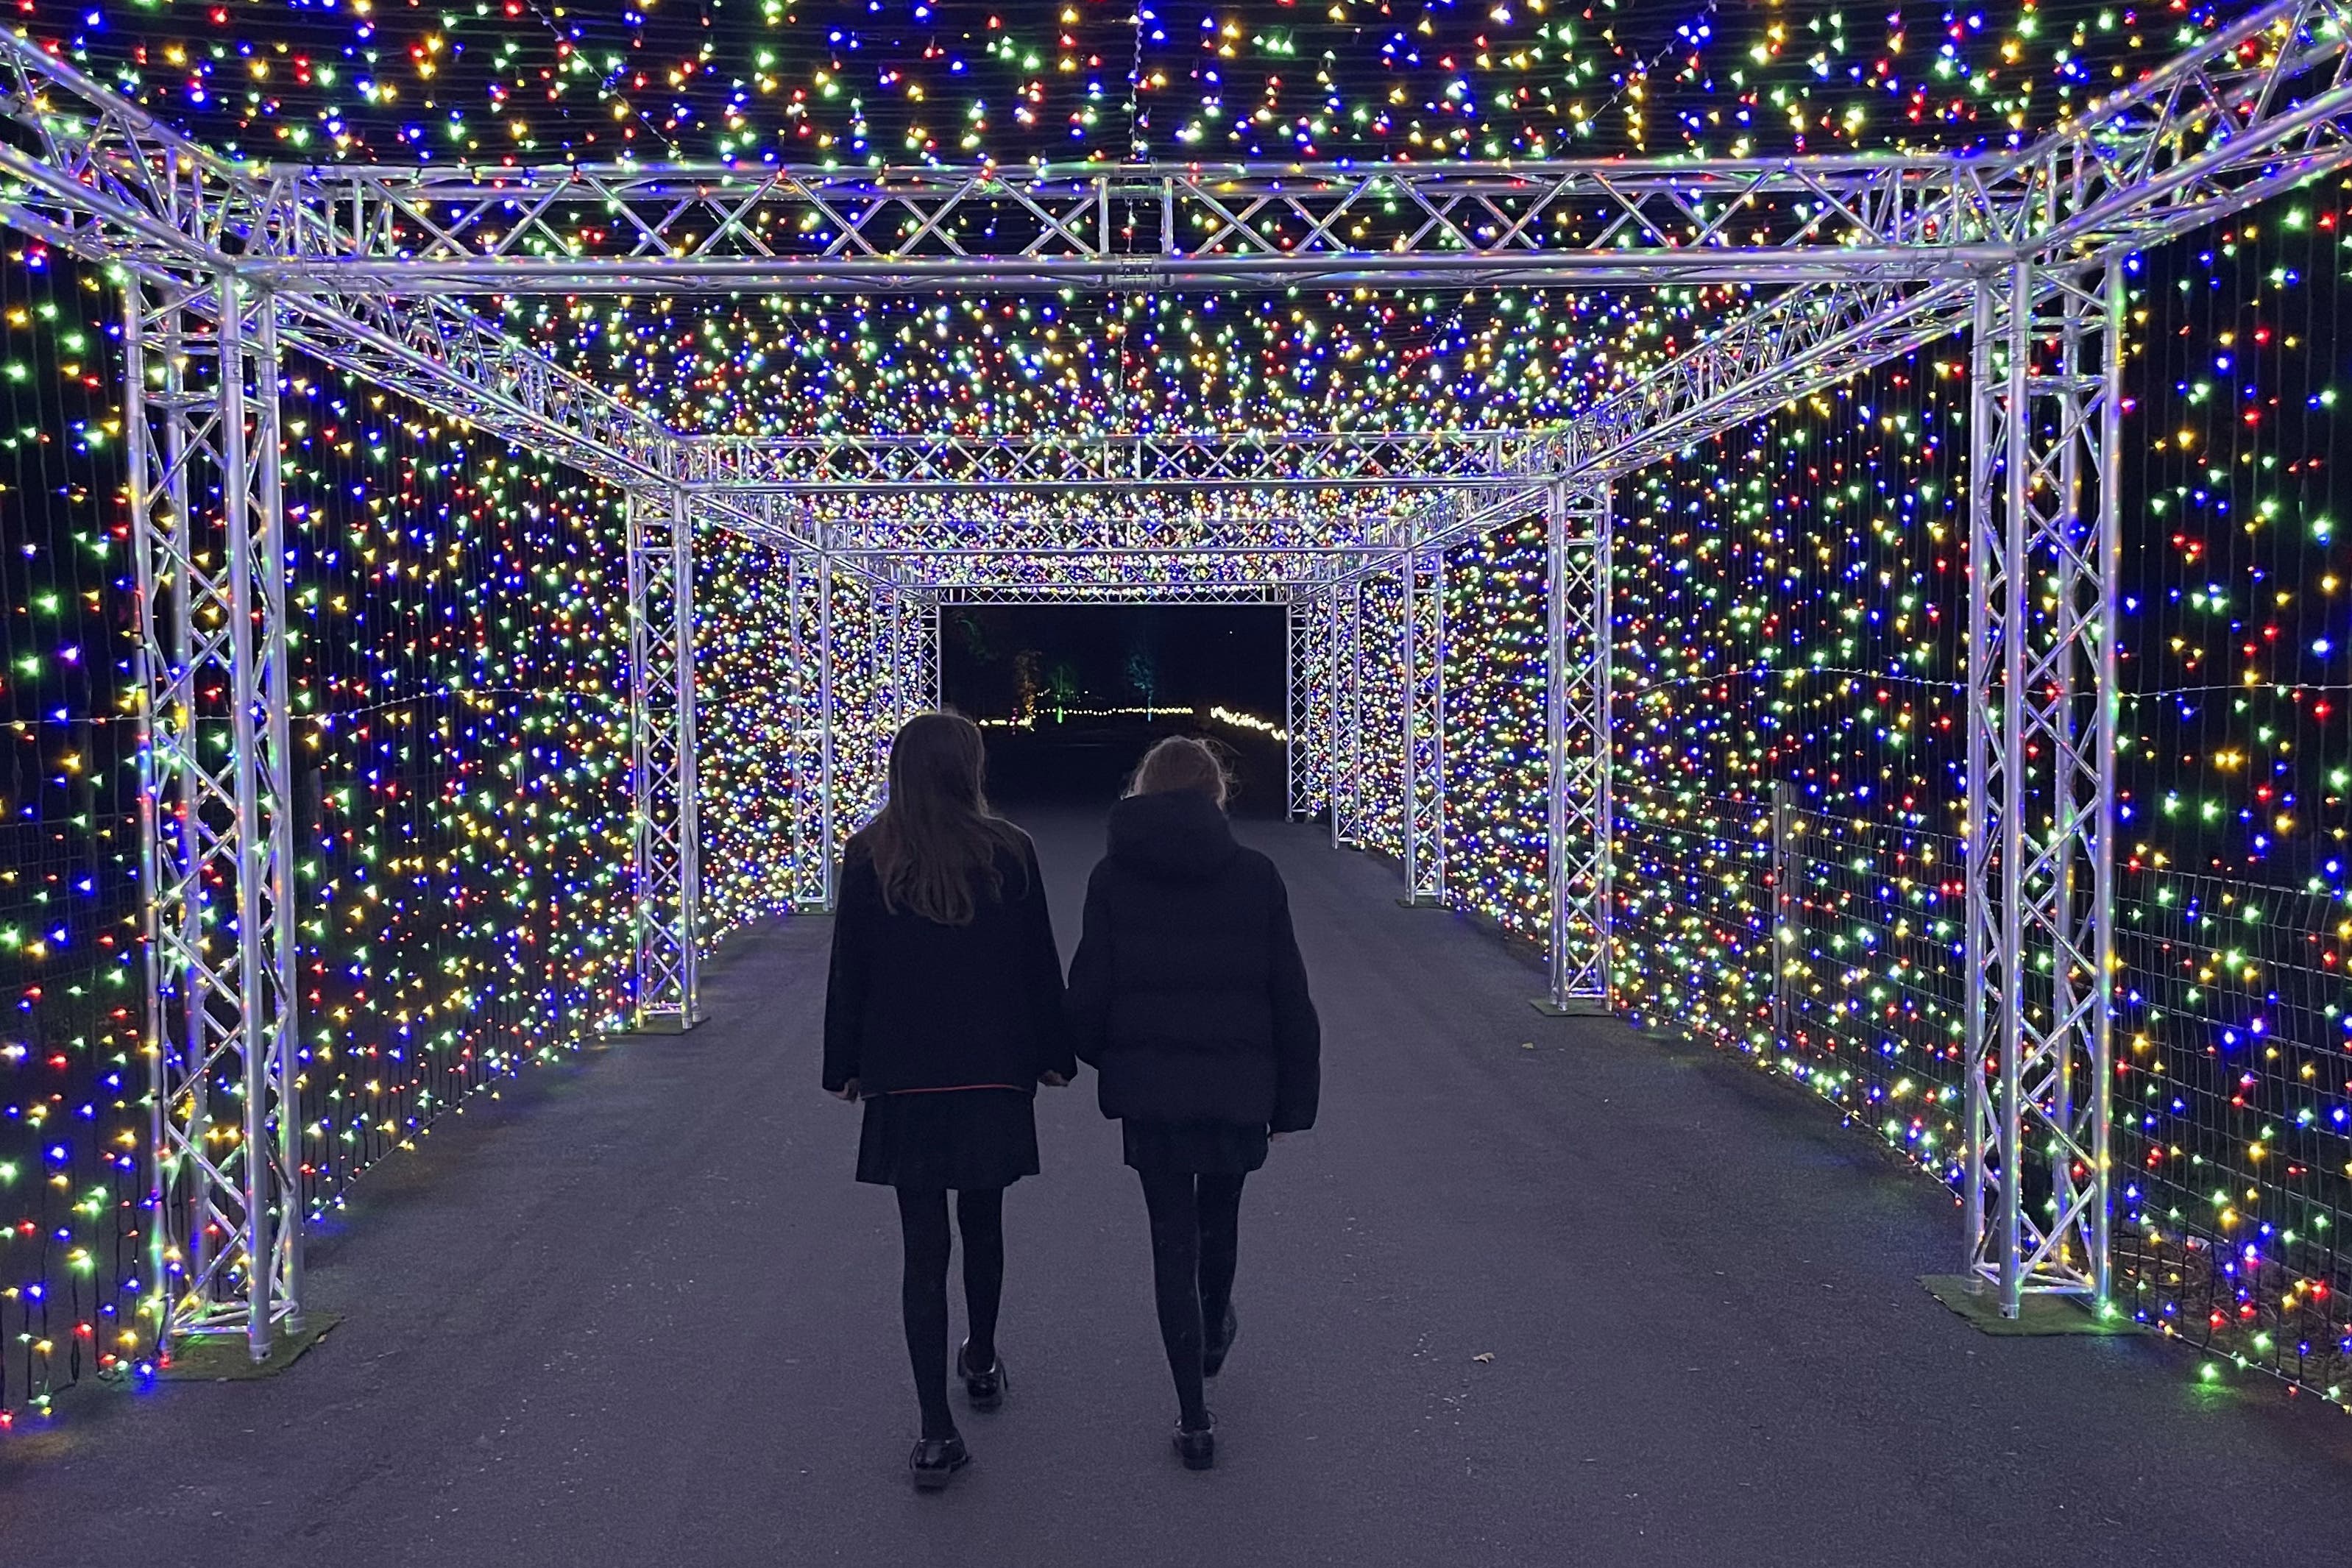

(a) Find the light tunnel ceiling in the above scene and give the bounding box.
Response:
[517,285,1708,439]
[23,0,2203,439]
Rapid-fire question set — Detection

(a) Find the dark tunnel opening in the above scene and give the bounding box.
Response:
[938,603,1291,819]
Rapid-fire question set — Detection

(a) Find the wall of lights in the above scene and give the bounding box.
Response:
[694,535,803,942]
[13,233,2352,1419]
[0,246,642,1424]
[1355,571,1408,860]
[1578,185,2352,1402]
[0,245,141,1427]
[0,0,2337,1436]
[1439,516,1551,947]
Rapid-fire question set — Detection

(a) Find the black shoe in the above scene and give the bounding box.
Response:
[909,1433,970,1490]
[1202,1302,1239,1378]
[957,1339,1005,1411]
[1173,1414,1216,1472]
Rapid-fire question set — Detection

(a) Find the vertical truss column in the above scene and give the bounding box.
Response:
[785,548,832,911]
[1330,578,1365,849]
[879,581,939,734]
[1539,483,1614,1015]
[626,489,704,1031]
[876,581,902,787]
[817,553,838,907]
[909,591,941,714]
[125,274,302,1363]
[1284,589,1328,820]
[1401,547,1447,905]
[1963,259,2120,1316]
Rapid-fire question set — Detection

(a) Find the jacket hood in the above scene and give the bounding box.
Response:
[1106,789,1239,882]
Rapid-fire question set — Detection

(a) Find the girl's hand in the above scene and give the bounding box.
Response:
[835,1079,860,1102]
[1039,1071,1069,1088]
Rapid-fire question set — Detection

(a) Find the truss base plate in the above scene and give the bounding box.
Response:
[1395,895,1449,909]
[630,1010,709,1036]
[1529,997,1613,1018]
[1920,1277,2132,1336]
[160,1313,342,1380]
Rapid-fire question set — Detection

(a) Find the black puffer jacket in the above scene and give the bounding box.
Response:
[822,831,1076,1096]
[1066,790,1321,1132]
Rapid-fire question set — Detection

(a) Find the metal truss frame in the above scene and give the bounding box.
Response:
[1285,587,1331,821]
[939,582,1293,606]
[123,273,302,1363]
[843,547,1390,586]
[676,430,1548,492]
[871,581,944,770]
[1328,581,1367,851]
[1542,485,1613,1014]
[0,0,2342,514]
[627,489,704,1032]
[784,550,833,912]
[895,589,943,720]
[26,0,2329,302]
[1963,259,2120,1318]
[1402,550,1448,905]
[1,0,2345,1356]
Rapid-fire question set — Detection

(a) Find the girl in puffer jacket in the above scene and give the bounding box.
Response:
[1066,735,1322,1472]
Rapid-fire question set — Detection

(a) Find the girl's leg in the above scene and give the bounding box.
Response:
[954,1187,1006,1370]
[894,1187,957,1441]
[1136,1166,1211,1428]
[1195,1173,1247,1337]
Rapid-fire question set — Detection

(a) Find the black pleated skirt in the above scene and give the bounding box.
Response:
[1121,1118,1269,1176]
[857,1088,1040,1190]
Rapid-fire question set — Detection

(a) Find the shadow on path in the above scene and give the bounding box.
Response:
[4,812,2348,1567]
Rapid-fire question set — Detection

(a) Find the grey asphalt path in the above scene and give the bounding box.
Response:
[4,811,2348,1567]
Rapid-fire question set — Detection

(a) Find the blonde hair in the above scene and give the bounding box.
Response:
[1127,735,1231,809]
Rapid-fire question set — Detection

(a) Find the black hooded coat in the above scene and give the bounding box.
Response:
[1065,790,1321,1133]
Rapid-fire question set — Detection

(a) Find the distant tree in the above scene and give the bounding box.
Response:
[1046,659,1080,723]
[955,610,995,664]
[1012,649,1041,720]
[1124,645,1159,713]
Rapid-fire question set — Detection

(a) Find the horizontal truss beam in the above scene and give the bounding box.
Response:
[933,583,1294,604]
[0,0,2345,542]
[676,430,1548,492]
[0,2,2337,297]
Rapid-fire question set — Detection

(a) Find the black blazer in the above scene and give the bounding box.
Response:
[821,829,1077,1095]
[1066,791,1321,1132]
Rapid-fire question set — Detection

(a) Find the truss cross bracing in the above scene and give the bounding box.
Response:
[3,0,2348,1358]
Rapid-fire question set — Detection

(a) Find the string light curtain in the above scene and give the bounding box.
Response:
[695,536,804,940]
[1442,516,1548,946]
[2109,187,2352,1395]
[284,361,637,1218]
[1357,570,1409,859]
[0,252,642,1425]
[5,0,2351,1427]
[0,245,141,1427]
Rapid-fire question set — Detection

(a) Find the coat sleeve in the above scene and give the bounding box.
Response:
[1019,839,1079,1080]
[1064,862,1114,1070]
[821,857,870,1093]
[1267,869,1322,1134]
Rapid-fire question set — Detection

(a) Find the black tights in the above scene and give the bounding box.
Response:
[894,1187,1005,1441]
[1136,1168,1247,1429]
